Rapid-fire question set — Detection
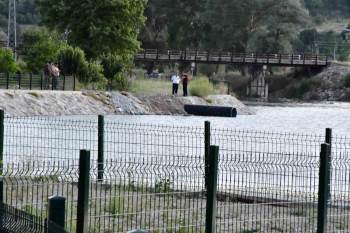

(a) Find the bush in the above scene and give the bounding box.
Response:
[100,53,132,89]
[0,48,18,73]
[78,60,106,84]
[189,77,214,97]
[57,45,86,76]
[344,74,350,88]
[287,79,321,99]
[21,28,63,72]
[111,73,129,91]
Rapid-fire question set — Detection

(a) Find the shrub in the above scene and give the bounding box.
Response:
[78,60,106,84]
[21,28,63,72]
[100,53,133,90]
[112,73,129,91]
[189,77,214,97]
[344,74,350,88]
[0,48,18,73]
[287,79,321,99]
[57,45,86,76]
[155,178,172,193]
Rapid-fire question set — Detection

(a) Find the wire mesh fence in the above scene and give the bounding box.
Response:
[327,135,350,233]
[1,115,350,233]
[2,160,79,232]
[211,128,324,233]
[4,116,98,163]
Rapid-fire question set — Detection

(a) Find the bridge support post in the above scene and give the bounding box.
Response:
[246,65,268,100]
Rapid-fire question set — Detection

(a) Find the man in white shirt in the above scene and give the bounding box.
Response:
[171,72,180,95]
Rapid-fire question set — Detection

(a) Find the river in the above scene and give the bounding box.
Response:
[100,102,350,134]
[4,103,350,201]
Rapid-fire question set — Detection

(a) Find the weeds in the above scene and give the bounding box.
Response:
[5,92,14,98]
[155,178,172,193]
[189,77,214,97]
[104,196,124,216]
[28,92,41,98]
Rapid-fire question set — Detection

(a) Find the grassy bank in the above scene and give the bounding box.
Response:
[130,74,228,97]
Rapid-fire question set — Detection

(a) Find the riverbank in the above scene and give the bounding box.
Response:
[0,90,254,116]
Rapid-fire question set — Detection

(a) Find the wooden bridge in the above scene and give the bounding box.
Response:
[0,40,7,49]
[135,49,330,67]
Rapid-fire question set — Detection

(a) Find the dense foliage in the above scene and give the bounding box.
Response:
[35,0,147,58]
[0,0,40,31]
[141,0,350,59]
[20,28,64,72]
[1,0,350,87]
[0,48,18,73]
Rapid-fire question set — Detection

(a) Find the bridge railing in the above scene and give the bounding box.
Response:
[0,40,7,48]
[135,49,329,66]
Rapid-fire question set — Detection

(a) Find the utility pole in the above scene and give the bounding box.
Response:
[7,0,17,60]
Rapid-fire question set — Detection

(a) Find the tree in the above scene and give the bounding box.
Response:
[57,45,107,85]
[36,0,147,58]
[20,28,64,72]
[57,45,86,76]
[202,0,310,53]
[0,48,18,73]
[164,0,205,48]
[140,0,168,49]
[100,53,132,90]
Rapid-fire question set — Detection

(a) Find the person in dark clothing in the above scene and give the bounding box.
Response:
[181,73,189,96]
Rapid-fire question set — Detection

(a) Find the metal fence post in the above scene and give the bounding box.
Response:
[0,109,4,176]
[98,115,104,181]
[40,73,43,90]
[48,196,66,228]
[0,110,3,230]
[77,150,90,233]
[204,121,210,190]
[18,73,21,89]
[0,179,2,203]
[317,143,331,233]
[73,75,76,91]
[6,73,9,89]
[206,145,219,233]
[29,73,33,90]
[0,179,3,228]
[63,75,66,91]
[325,128,332,201]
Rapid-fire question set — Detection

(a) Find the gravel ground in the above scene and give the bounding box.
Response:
[4,179,350,233]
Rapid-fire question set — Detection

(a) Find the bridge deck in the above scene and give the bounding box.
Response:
[135,49,330,67]
[0,41,7,49]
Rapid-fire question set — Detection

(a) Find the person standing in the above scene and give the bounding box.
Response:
[50,63,60,90]
[171,72,180,95]
[181,72,190,96]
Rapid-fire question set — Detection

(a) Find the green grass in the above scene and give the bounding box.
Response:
[130,78,171,95]
[189,77,214,97]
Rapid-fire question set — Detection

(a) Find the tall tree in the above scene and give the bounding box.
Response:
[140,0,168,49]
[202,0,310,53]
[35,0,147,58]
[164,0,205,49]
[20,28,64,72]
